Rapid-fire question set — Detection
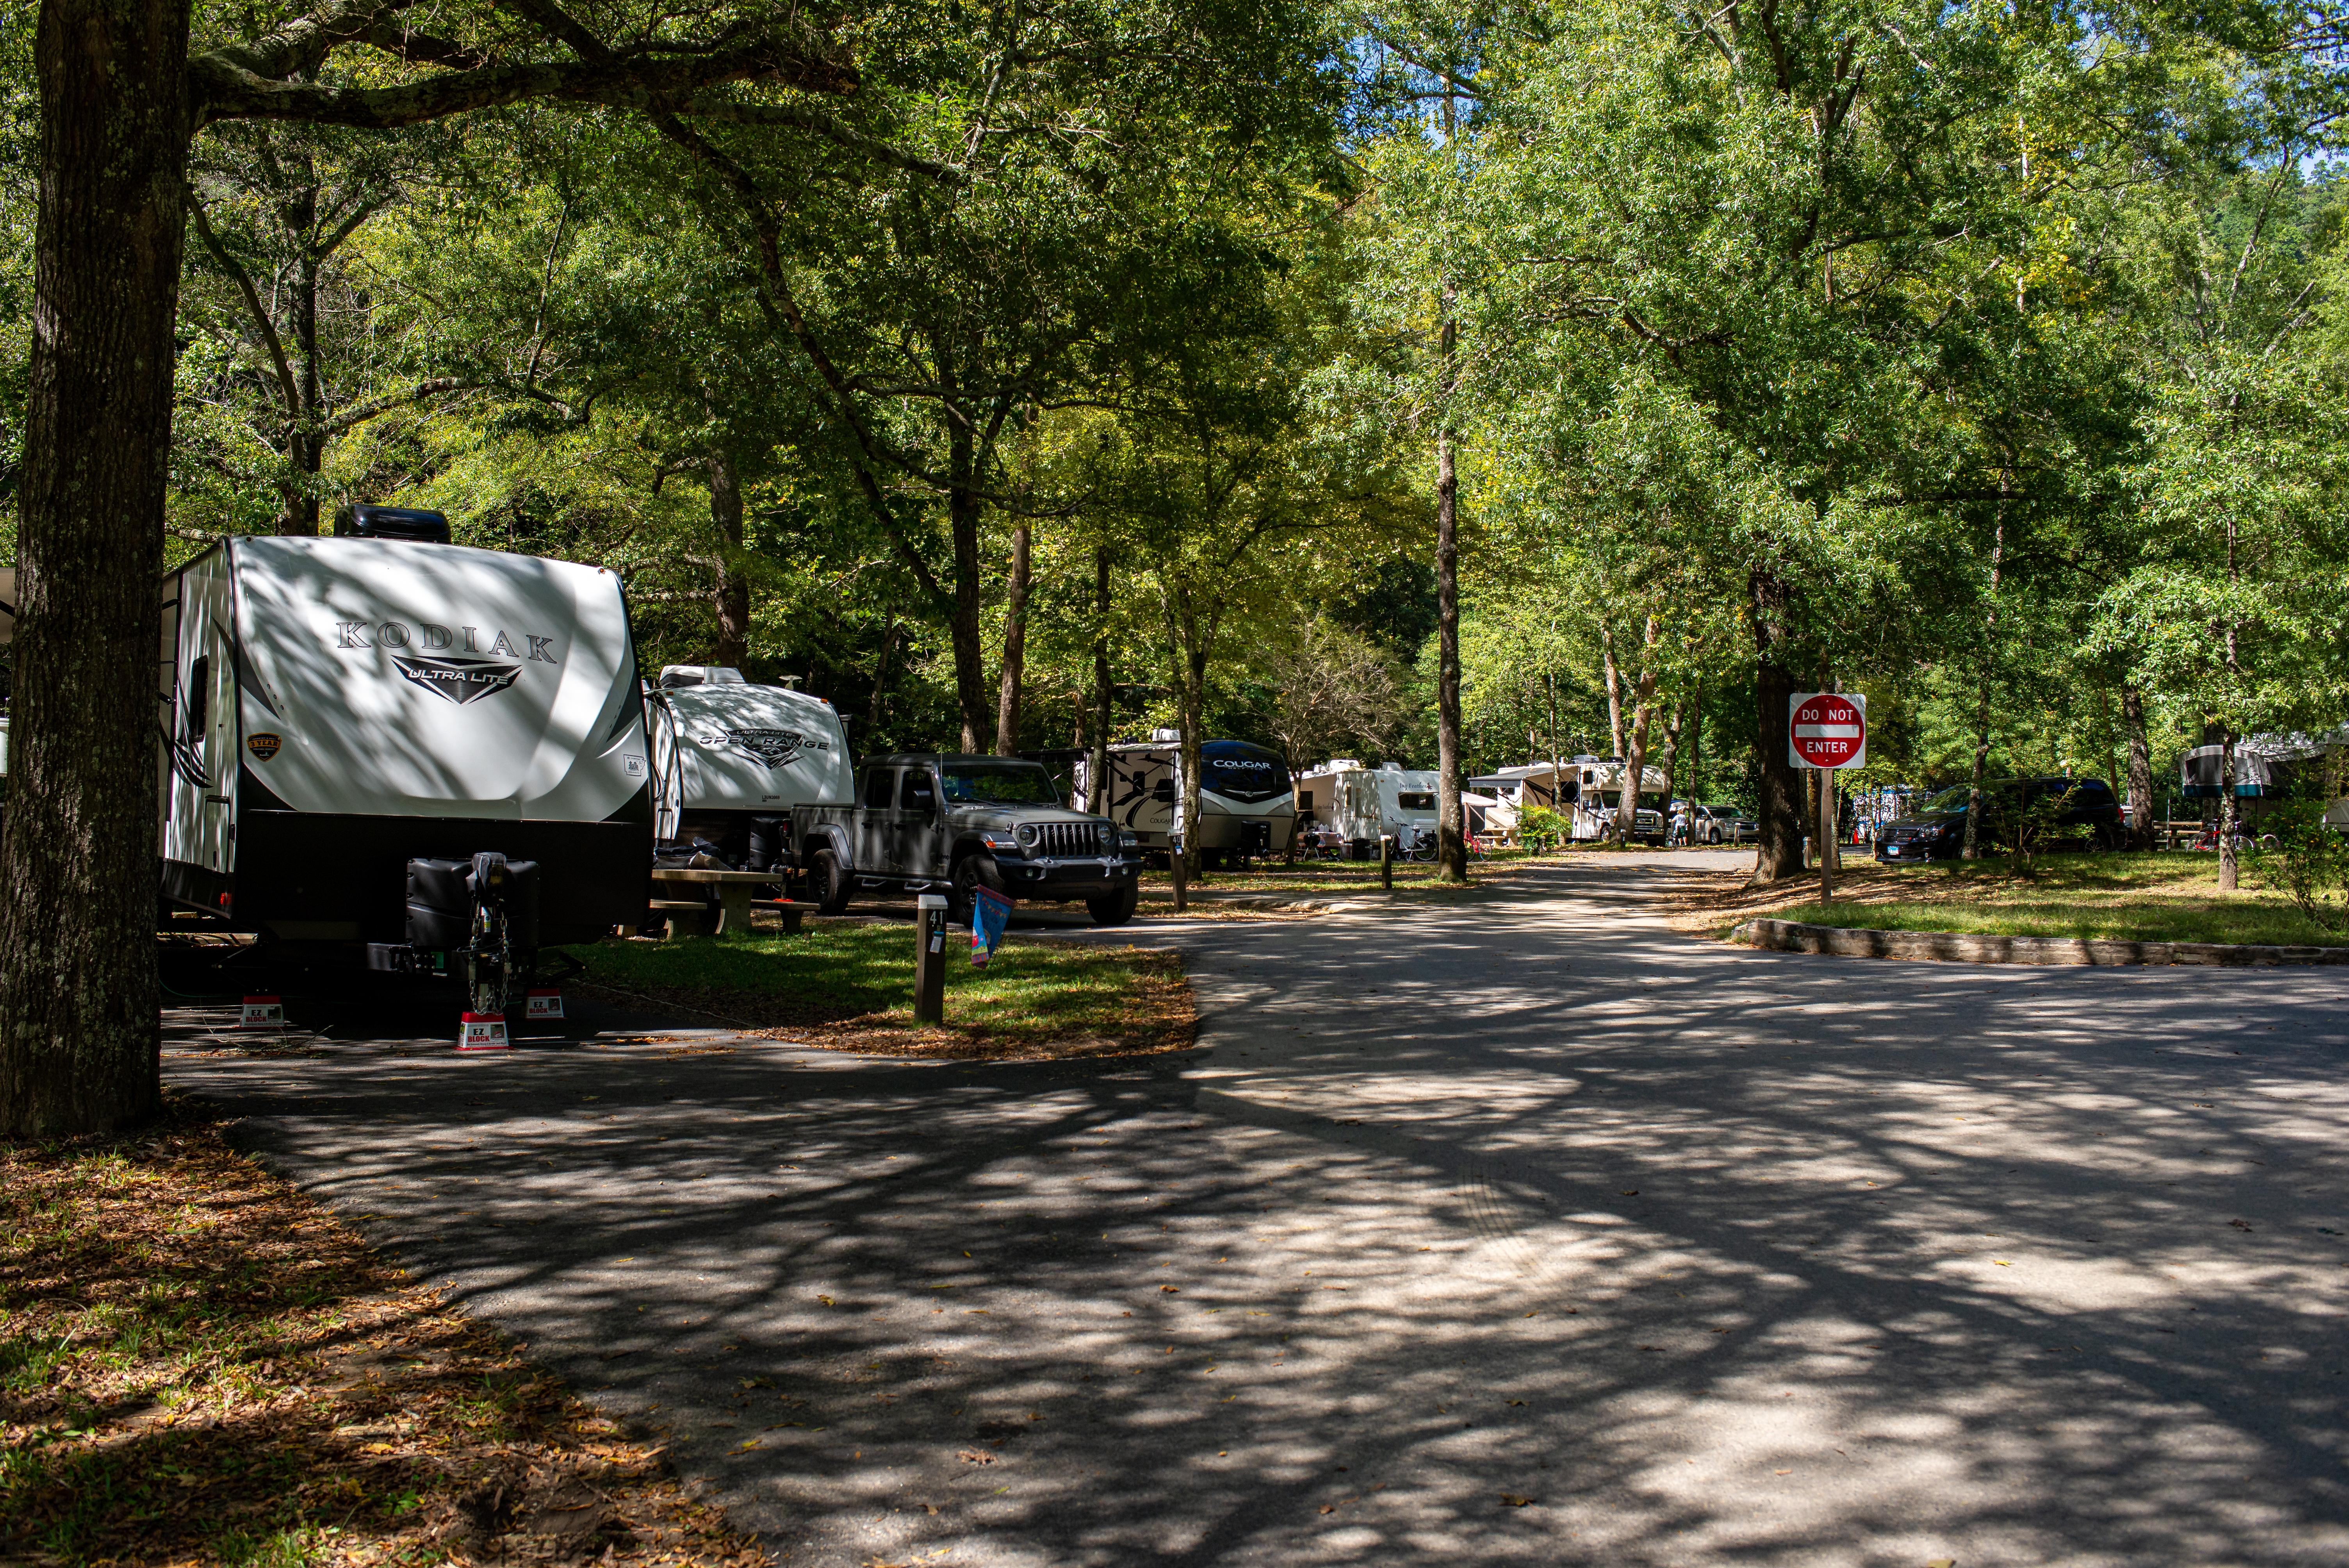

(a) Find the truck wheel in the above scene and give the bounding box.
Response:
[951,852,1009,925]
[811,849,853,916]
[1087,883,1139,927]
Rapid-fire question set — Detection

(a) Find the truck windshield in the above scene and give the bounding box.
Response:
[940,762,1061,805]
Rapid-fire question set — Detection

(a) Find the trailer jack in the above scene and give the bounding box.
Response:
[401,852,543,1014]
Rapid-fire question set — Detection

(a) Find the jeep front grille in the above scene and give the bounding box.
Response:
[1035,822,1097,858]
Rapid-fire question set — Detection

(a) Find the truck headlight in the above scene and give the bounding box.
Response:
[1097,823,1114,850]
[1016,823,1037,847]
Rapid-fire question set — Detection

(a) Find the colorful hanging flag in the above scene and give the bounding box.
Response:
[971,886,1013,967]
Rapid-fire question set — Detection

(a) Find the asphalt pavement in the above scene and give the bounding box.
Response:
[171,850,2349,1566]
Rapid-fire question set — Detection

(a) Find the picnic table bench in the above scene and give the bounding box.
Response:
[646,867,802,939]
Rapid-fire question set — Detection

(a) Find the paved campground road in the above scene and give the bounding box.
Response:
[172,852,2349,1567]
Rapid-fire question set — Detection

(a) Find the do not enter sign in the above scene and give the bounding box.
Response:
[1789,691,1867,770]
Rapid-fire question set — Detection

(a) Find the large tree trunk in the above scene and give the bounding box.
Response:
[1599,618,1626,761]
[1433,292,1465,884]
[706,445,750,668]
[1613,615,1657,845]
[2218,728,2239,892]
[1162,588,1208,882]
[1963,481,2009,859]
[0,0,189,1137]
[994,520,1030,754]
[1660,697,1686,837]
[1750,570,1804,882]
[865,608,896,738]
[2123,684,2154,850]
[1089,545,1112,815]
[282,242,322,536]
[946,440,989,752]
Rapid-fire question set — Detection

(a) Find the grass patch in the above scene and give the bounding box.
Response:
[1682,850,2349,946]
[569,920,1193,1060]
[0,1101,762,1567]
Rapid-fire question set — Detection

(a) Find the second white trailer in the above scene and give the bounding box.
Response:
[645,666,854,870]
[1293,761,1439,857]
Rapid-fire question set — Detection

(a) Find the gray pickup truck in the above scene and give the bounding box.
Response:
[793,754,1142,926]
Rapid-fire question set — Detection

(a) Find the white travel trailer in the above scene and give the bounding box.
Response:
[1562,755,1672,843]
[1293,760,1439,857]
[157,511,653,1012]
[1072,734,1297,861]
[646,666,854,869]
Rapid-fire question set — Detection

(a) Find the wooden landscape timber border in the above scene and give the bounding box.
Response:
[1731,918,2349,968]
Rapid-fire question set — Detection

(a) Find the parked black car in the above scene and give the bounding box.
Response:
[793,754,1142,925]
[1875,776,2124,862]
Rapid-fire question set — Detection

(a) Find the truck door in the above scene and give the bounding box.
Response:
[855,766,897,879]
[899,767,945,879]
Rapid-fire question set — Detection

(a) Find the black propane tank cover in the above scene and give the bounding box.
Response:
[748,816,789,873]
[481,856,541,950]
[405,857,474,949]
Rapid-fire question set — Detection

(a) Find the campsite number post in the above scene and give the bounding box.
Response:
[1788,692,1868,904]
[914,893,947,1024]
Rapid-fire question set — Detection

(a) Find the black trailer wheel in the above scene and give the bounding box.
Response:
[950,852,1009,926]
[1087,883,1139,927]
[811,849,854,915]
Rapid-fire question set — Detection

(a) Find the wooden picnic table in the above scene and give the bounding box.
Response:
[647,867,800,938]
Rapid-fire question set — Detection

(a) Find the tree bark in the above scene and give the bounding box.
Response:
[1613,615,1657,845]
[2219,727,2240,891]
[946,430,990,752]
[994,520,1030,755]
[0,0,188,1136]
[1162,587,1208,883]
[865,608,896,739]
[1599,618,1627,762]
[1433,294,1465,884]
[1089,545,1112,815]
[1750,569,1804,882]
[1962,478,2009,859]
[706,444,750,669]
[2123,684,2154,850]
[1661,697,1686,837]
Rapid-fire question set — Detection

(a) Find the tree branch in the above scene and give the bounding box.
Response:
[186,197,301,417]
[191,35,859,129]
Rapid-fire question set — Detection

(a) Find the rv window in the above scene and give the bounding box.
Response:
[1597,791,1620,809]
[900,770,937,811]
[188,657,209,733]
[1396,791,1435,811]
[863,768,896,810]
[1296,789,1314,811]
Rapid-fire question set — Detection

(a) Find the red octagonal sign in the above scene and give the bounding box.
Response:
[1789,691,1866,770]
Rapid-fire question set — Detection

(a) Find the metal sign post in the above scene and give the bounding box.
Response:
[913,893,947,1024]
[1789,691,1868,908]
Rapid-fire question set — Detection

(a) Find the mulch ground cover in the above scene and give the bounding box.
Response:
[0,1099,765,1567]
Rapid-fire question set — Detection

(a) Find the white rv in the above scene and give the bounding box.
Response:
[1562,755,1672,843]
[1072,734,1296,862]
[1293,760,1439,857]
[646,666,854,869]
[157,512,652,1012]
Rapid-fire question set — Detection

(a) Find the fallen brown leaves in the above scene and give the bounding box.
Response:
[0,1099,764,1567]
